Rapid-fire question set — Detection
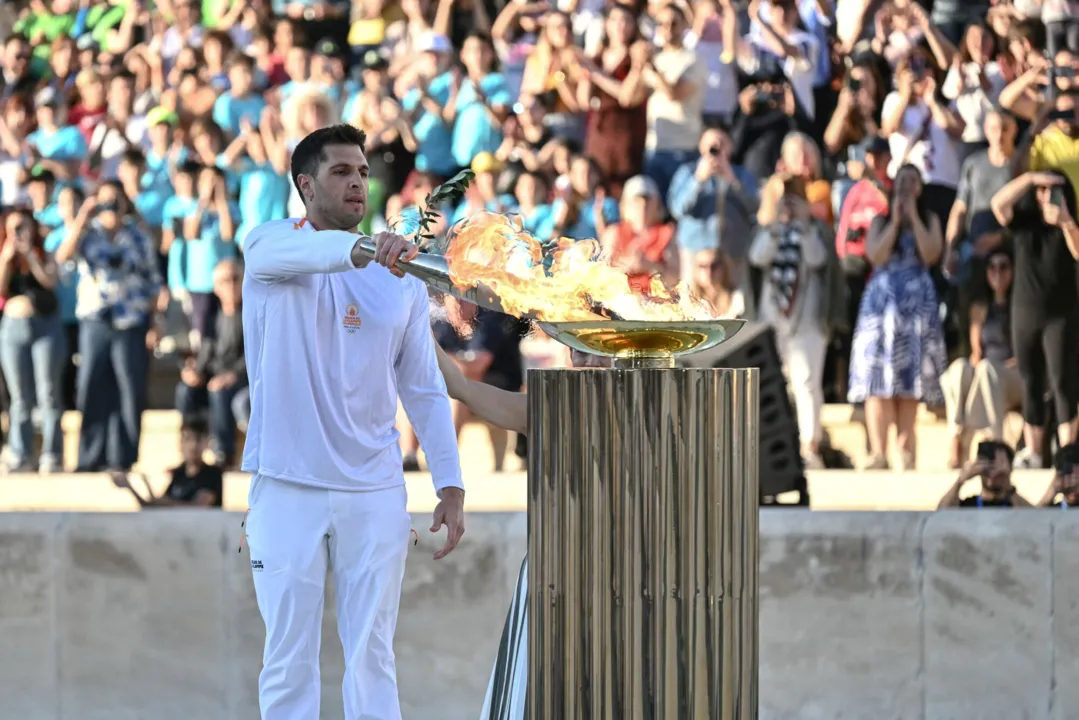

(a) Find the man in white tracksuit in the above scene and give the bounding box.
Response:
[241,123,465,720]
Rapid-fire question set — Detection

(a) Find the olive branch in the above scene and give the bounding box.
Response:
[408,169,475,251]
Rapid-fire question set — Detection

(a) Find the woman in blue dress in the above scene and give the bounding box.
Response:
[848,163,947,471]
[433,341,606,719]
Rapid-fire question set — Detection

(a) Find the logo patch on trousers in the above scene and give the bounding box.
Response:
[251,560,264,571]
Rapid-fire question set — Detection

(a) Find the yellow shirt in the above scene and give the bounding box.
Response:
[1030,127,1079,197]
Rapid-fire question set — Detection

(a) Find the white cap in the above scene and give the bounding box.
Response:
[416,31,453,54]
[622,175,661,200]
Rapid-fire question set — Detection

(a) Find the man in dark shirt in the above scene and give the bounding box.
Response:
[937,441,1033,508]
[111,415,223,507]
[175,259,248,466]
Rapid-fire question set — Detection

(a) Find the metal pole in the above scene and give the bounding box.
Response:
[527,367,759,719]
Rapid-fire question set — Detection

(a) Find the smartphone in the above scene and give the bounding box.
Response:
[977,441,996,462]
[1051,186,1066,208]
[846,76,862,92]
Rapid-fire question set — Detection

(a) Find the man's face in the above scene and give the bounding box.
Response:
[109,77,134,113]
[656,9,684,47]
[180,429,206,464]
[301,144,370,229]
[980,449,1013,497]
[229,64,253,95]
[4,40,30,76]
[984,112,1016,150]
[213,261,242,307]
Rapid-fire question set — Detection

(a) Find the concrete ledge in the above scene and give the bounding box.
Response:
[0,511,1075,718]
[0,468,1060,512]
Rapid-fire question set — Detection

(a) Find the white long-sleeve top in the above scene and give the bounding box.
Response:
[240,218,463,495]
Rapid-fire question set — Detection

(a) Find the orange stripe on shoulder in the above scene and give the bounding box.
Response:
[293,218,308,230]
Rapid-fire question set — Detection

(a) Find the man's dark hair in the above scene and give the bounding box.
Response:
[177,160,204,178]
[181,413,210,438]
[225,49,255,73]
[120,148,146,167]
[3,34,26,50]
[110,69,136,85]
[289,124,367,198]
[994,441,1016,467]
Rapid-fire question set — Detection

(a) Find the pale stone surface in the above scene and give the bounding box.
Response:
[759,511,925,720]
[923,511,1053,720]
[57,513,229,720]
[1051,513,1079,720]
[0,514,61,720]
[5,510,1079,718]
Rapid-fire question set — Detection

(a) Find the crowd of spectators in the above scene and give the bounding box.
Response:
[0,0,1079,478]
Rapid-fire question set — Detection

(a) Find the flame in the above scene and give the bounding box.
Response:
[441,211,715,322]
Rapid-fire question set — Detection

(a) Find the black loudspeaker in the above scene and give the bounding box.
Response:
[681,322,809,506]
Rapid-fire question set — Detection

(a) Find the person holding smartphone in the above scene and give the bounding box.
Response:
[990,169,1079,468]
[1037,442,1079,506]
[937,440,1033,507]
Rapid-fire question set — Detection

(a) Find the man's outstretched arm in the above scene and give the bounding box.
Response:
[434,341,528,435]
[244,221,416,283]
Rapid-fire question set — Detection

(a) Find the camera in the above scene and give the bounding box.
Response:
[977,440,997,462]
[846,76,861,92]
[1051,186,1067,208]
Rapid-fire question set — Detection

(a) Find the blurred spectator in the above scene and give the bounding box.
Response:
[881,46,964,228]
[833,136,891,395]
[28,85,87,182]
[668,127,760,290]
[519,11,582,141]
[448,30,512,172]
[685,248,746,318]
[941,24,1005,166]
[990,170,1079,468]
[0,208,63,473]
[939,246,1022,467]
[55,183,162,472]
[740,0,822,121]
[823,58,885,160]
[759,132,833,226]
[639,4,706,192]
[577,5,649,190]
[1,34,39,100]
[110,415,224,507]
[451,151,514,222]
[547,154,618,241]
[749,176,829,467]
[175,259,248,467]
[42,184,81,410]
[849,164,947,470]
[943,109,1016,356]
[1037,442,1079,506]
[399,31,460,178]
[937,440,1031,507]
[602,174,678,293]
[0,93,33,207]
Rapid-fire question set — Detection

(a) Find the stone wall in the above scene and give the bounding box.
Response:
[0,510,1073,719]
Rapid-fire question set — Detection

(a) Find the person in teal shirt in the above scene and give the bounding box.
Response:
[450,152,517,224]
[28,87,88,183]
[512,170,554,238]
[401,33,458,177]
[216,126,289,249]
[135,108,185,232]
[449,32,513,169]
[212,54,266,138]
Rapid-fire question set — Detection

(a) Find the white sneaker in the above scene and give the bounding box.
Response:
[1013,446,1043,469]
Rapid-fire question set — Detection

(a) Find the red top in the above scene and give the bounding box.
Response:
[609,222,675,294]
[835,178,890,260]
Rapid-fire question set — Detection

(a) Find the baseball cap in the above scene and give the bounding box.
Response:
[416,32,453,54]
[146,107,180,127]
[622,175,661,200]
[34,86,60,108]
[470,152,503,174]
[362,49,389,71]
[864,135,890,155]
[75,34,98,52]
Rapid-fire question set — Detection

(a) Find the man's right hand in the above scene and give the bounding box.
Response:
[369,231,419,278]
[181,367,203,387]
[431,487,465,560]
[960,459,988,482]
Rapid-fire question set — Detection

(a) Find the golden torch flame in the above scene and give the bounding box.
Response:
[441,211,715,323]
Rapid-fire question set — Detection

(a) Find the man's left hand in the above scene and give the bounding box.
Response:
[430,487,465,560]
[371,231,419,278]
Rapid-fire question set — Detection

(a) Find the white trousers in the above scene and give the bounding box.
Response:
[246,475,412,720]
